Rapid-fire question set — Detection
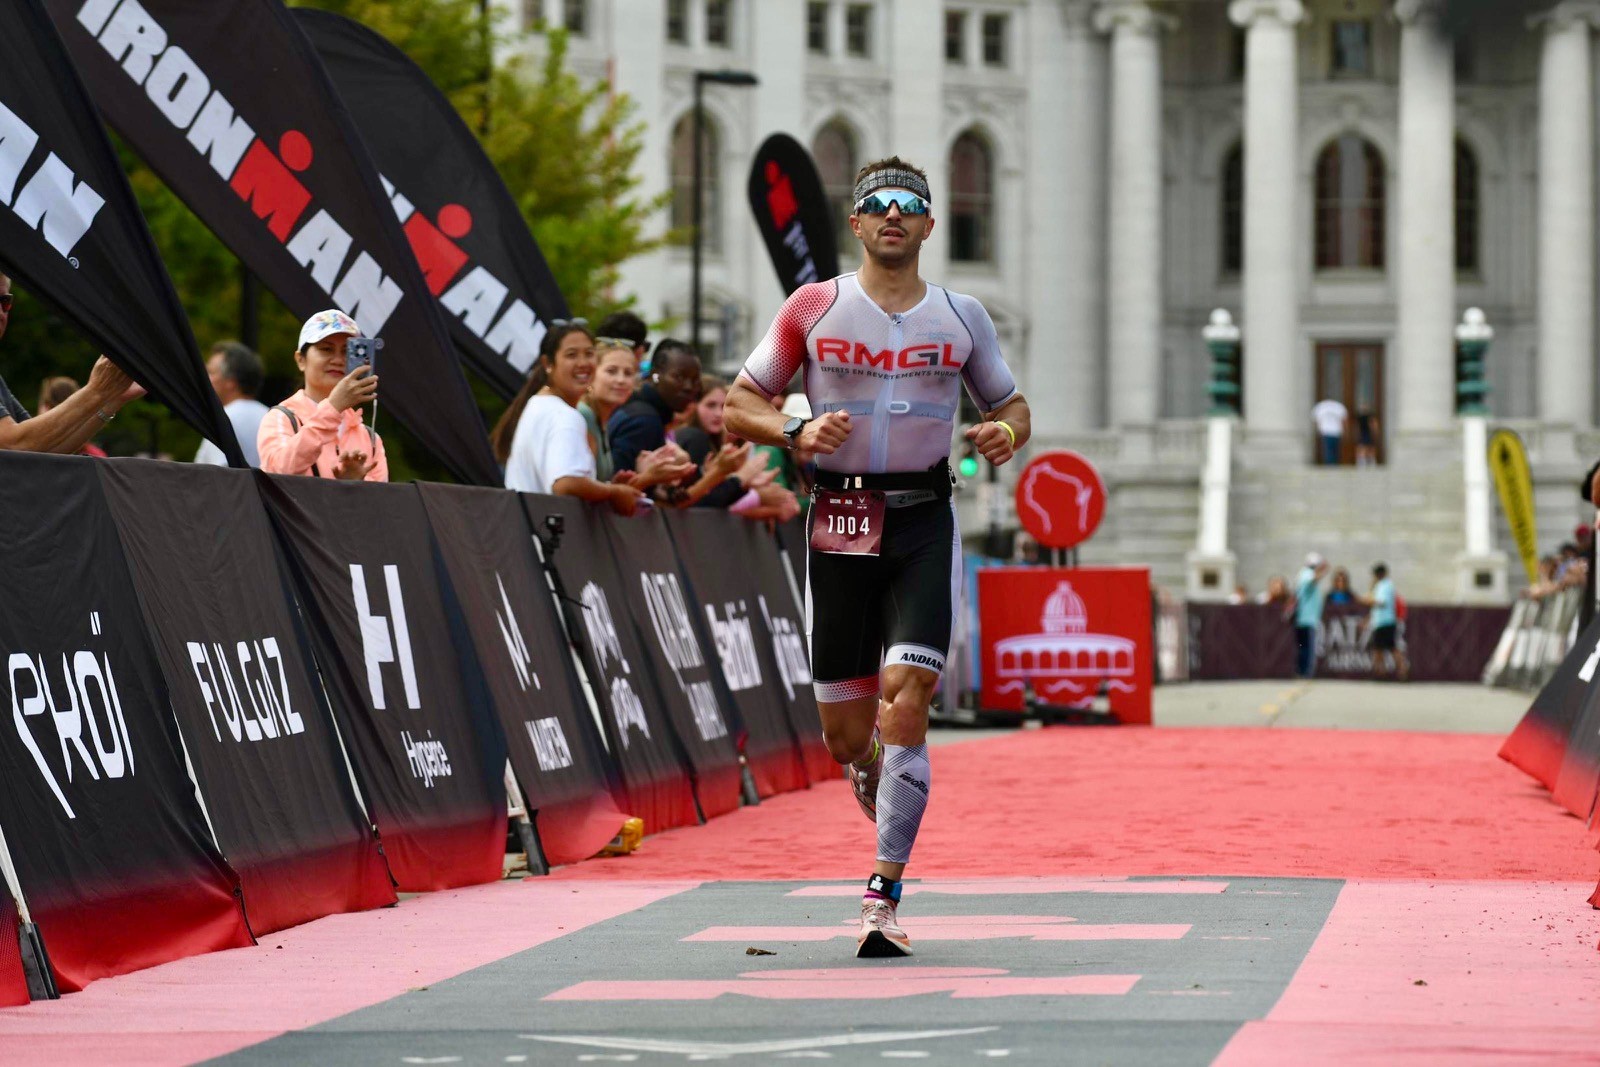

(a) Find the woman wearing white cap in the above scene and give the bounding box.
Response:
[258,309,387,481]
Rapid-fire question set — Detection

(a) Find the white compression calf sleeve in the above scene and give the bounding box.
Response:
[875,743,930,864]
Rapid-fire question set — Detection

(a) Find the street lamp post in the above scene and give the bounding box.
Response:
[1202,308,1242,416]
[1454,306,1494,416]
[691,70,759,358]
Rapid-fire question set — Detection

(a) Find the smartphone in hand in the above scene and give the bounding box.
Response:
[346,335,383,373]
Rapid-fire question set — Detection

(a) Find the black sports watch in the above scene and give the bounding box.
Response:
[782,416,809,448]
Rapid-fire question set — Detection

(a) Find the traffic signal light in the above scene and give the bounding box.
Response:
[958,442,979,479]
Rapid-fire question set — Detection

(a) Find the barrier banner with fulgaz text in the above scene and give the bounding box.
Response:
[99,460,396,934]
[520,495,700,834]
[665,511,810,797]
[46,0,500,484]
[417,483,625,865]
[0,452,252,992]
[1,0,244,464]
[603,511,745,820]
[259,476,506,890]
[295,9,570,400]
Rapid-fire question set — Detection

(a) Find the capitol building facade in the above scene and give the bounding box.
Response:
[513,0,1600,600]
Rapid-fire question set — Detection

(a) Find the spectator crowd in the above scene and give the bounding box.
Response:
[0,275,808,530]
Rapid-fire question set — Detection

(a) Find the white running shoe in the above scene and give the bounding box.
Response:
[856,896,913,957]
[849,733,882,822]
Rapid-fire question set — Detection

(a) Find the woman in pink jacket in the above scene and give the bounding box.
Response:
[258,309,388,481]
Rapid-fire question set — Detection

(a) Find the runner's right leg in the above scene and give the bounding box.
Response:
[805,510,888,809]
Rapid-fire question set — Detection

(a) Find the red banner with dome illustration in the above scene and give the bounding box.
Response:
[977,567,1152,724]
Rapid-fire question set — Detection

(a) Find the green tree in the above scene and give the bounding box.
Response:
[5,0,665,480]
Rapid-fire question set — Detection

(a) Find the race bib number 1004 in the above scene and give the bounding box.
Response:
[810,489,886,556]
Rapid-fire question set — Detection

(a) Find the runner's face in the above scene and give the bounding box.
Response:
[697,387,727,436]
[592,348,637,407]
[852,196,933,267]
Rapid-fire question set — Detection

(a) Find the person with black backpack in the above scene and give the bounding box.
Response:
[258,309,386,481]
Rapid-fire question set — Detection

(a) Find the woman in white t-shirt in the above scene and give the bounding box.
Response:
[492,321,644,514]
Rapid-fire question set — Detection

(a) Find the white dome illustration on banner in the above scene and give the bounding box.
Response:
[994,580,1135,704]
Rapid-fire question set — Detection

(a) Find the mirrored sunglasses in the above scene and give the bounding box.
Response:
[854,190,930,216]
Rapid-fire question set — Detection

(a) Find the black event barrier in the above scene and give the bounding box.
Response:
[99,460,396,934]
[1501,611,1600,822]
[520,495,701,834]
[666,511,810,796]
[258,476,507,891]
[736,518,834,784]
[0,453,252,992]
[1186,602,1511,682]
[603,510,745,820]
[296,9,569,401]
[417,483,625,866]
[2,0,243,464]
[46,0,500,484]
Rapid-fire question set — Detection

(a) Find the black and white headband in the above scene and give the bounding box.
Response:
[853,167,932,206]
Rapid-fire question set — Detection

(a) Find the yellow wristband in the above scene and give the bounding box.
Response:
[995,420,1016,448]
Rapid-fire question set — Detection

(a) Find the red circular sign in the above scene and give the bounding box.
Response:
[1013,450,1106,549]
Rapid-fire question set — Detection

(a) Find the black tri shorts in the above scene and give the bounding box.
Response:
[1371,623,1398,651]
[804,496,960,702]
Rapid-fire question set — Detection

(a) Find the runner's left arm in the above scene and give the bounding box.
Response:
[957,295,1030,465]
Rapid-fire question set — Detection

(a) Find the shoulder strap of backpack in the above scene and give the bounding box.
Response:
[270,404,321,478]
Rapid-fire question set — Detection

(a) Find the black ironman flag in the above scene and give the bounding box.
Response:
[46,0,499,485]
[0,0,243,465]
[747,133,840,296]
[295,9,570,401]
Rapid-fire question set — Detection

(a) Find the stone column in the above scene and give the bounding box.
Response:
[1535,2,1600,426]
[1094,0,1169,427]
[1030,1,1106,434]
[1228,0,1303,437]
[1394,0,1456,435]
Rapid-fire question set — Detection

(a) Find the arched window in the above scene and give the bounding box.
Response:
[949,131,995,263]
[812,121,858,262]
[1221,142,1243,275]
[670,110,720,252]
[1455,138,1479,274]
[1314,135,1385,270]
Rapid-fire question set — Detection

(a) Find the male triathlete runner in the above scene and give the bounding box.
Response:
[725,156,1030,957]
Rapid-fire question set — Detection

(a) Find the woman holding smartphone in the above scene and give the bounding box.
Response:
[258,309,387,481]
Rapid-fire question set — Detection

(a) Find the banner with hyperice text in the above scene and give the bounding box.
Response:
[1,0,243,464]
[260,476,506,890]
[46,0,499,484]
